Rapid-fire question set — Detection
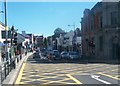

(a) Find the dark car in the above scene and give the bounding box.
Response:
[33,50,40,58]
[46,50,53,58]
[41,49,47,57]
[61,51,69,59]
[68,51,80,60]
[52,50,61,60]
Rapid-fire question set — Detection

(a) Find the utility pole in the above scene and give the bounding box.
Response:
[4,0,8,61]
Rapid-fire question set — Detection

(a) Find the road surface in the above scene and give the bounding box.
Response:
[15,54,120,85]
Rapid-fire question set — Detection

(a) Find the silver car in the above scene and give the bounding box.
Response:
[61,51,69,59]
[68,51,80,59]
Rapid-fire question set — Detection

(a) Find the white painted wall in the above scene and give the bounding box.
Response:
[64,30,74,46]
[76,37,81,44]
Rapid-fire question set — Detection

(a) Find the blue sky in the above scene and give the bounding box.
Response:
[0,2,97,37]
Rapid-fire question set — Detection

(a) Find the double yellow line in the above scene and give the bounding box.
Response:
[15,63,26,84]
[15,54,29,84]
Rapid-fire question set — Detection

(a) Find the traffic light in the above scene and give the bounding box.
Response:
[89,41,95,47]
[13,32,17,45]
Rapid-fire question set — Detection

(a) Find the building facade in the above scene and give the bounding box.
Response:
[81,2,120,60]
[47,36,53,50]
[35,35,44,50]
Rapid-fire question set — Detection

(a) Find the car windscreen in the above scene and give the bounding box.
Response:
[62,52,68,55]
[69,52,78,55]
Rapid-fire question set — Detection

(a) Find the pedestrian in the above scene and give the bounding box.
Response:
[2,52,5,62]
[48,53,52,61]
[25,49,27,56]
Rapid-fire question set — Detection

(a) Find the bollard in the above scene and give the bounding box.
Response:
[17,56,19,63]
[7,61,9,75]
[4,63,6,78]
[0,66,2,85]
[13,59,16,69]
[20,54,22,60]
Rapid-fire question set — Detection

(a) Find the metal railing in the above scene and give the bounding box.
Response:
[0,53,26,85]
[0,58,16,85]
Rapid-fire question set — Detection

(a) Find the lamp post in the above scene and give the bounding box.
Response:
[68,23,75,31]
[68,23,76,51]
[4,0,8,61]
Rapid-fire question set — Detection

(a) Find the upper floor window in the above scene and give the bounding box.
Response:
[99,36,103,51]
[111,12,117,25]
[90,19,94,31]
[100,16,103,28]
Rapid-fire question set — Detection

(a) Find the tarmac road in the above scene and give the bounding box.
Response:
[15,54,120,85]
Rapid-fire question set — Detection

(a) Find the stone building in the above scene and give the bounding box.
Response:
[81,2,120,60]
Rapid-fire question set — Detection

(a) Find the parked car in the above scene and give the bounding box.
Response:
[41,49,47,57]
[46,50,53,58]
[68,51,80,60]
[61,51,69,59]
[33,50,40,58]
[47,52,54,60]
[52,50,61,60]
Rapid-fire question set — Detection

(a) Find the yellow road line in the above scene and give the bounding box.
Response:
[98,72,120,80]
[99,69,118,74]
[15,63,26,84]
[69,65,110,75]
[66,74,82,84]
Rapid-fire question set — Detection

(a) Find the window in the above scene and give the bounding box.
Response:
[99,36,103,51]
[90,19,94,31]
[100,16,102,28]
[1,30,11,39]
[111,12,117,25]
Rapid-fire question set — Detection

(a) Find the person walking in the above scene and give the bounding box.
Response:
[2,52,5,62]
[48,53,52,61]
[25,49,27,56]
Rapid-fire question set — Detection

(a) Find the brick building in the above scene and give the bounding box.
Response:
[81,2,120,60]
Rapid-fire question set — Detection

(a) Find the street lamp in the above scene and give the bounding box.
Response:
[68,23,76,37]
[68,23,75,31]
[68,23,76,51]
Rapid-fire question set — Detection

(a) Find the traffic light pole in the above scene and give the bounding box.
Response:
[11,26,16,69]
[10,26,14,61]
[4,0,9,61]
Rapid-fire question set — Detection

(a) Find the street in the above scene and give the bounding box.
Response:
[15,54,120,85]
[0,1,120,86]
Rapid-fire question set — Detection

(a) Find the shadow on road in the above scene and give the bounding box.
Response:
[27,55,120,65]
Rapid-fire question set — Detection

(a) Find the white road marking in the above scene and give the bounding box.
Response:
[91,75,111,84]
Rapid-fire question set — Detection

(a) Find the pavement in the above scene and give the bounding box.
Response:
[2,52,33,85]
[14,54,120,85]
